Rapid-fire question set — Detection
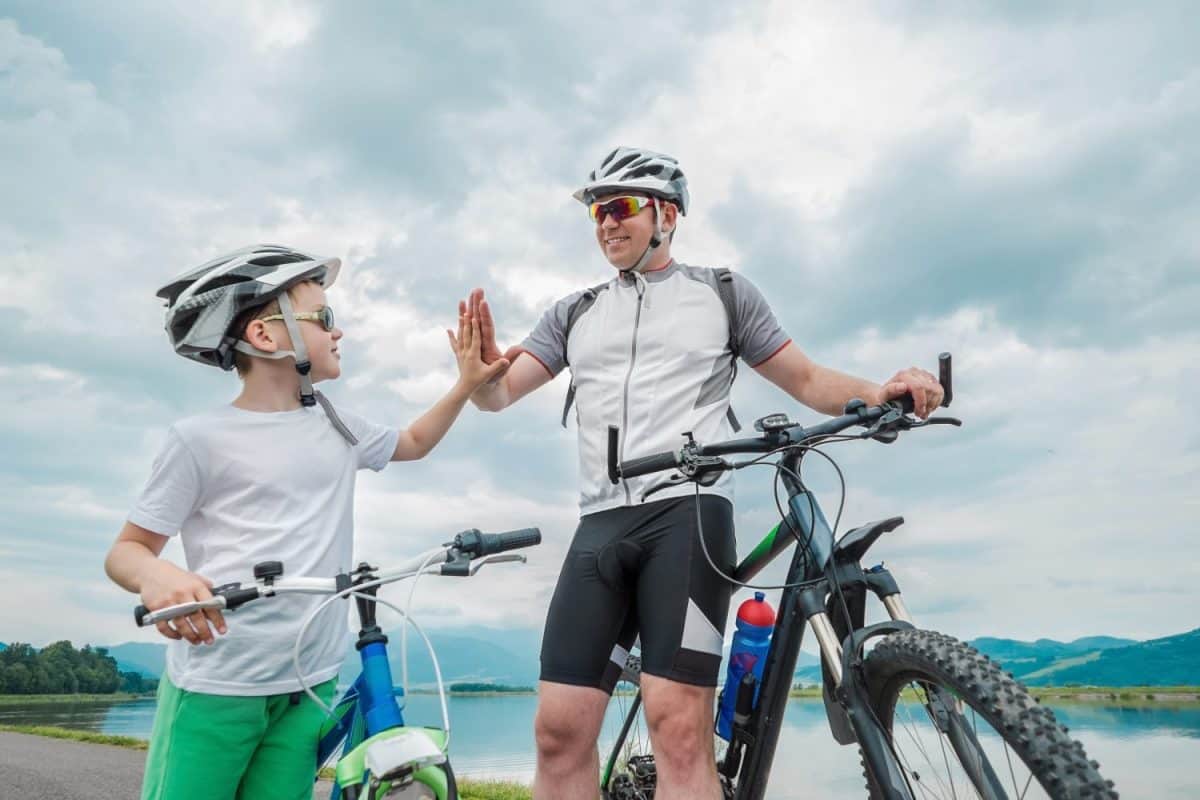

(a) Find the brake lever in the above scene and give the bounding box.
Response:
[468,554,527,575]
[639,457,728,501]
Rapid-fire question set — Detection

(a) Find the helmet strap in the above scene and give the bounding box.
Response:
[231,292,359,445]
[625,198,665,274]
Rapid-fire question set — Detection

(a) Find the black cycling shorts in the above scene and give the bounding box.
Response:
[540,495,736,691]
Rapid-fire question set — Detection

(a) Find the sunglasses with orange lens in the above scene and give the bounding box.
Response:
[588,196,654,224]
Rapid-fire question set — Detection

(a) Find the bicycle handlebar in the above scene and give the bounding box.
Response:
[612,353,957,482]
[134,527,542,628]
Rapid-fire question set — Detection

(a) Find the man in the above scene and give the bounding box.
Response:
[459,147,943,800]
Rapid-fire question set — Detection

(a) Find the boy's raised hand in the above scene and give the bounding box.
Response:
[448,308,510,389]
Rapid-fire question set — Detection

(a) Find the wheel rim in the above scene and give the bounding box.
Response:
[880,679,1050,800]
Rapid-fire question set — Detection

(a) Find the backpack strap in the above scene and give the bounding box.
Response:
[714,268,743,432]
[561,282,610,428]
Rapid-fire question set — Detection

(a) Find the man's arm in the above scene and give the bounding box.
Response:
[469,350,555,412]
[754,343,943,418]
[754,344,883,416]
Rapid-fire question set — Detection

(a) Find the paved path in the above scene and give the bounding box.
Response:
[0,731,334,798]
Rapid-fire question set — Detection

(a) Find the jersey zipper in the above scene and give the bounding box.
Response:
[618,273,646,505]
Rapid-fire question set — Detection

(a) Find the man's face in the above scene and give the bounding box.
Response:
[592,193,676,270]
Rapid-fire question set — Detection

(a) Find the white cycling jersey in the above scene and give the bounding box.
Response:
[520,261,791,515]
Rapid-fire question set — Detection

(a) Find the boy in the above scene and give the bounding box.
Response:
[104,244,506,800]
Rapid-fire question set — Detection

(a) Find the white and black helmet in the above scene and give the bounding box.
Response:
[573,146,690,215]
[157,244,357,444]
[158,244,340,371]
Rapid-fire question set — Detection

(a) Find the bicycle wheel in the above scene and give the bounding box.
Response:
[862,629,1117,799]
[602,651,735,800]
[603,652,658,800]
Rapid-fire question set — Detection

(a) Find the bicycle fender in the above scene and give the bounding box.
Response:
[334,727,451,800]
[821,620,915,747]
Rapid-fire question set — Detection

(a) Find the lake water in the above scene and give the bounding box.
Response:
[3,694,1198,797]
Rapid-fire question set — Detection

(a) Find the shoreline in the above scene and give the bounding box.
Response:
[787,685,1200,703]
[4,685,1198,705]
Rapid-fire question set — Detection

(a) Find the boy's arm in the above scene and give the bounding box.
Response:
[392,313,510,461]
[104,521,226,645]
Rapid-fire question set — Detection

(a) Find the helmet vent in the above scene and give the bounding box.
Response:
[247,253,307,268]
[603,153,640,177]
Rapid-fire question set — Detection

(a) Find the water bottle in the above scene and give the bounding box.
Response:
[716,591,775,741]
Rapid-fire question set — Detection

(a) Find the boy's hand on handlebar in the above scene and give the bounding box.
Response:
[880,367,944,419]
[139,561,227,645]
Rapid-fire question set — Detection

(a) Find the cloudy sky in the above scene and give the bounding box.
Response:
[2,1,1197,655]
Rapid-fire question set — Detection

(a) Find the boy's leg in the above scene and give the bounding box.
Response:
[141,675,268,800]
[237,678,338,800]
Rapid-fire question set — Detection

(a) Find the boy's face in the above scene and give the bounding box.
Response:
[277,281,343,382]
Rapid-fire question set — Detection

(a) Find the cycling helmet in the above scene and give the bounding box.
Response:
[573,146,689,215]
[158,244,340,369]
[157,244,357,443]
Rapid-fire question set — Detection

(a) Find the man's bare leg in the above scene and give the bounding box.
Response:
[533,680,609,800]
[641,672,722,800]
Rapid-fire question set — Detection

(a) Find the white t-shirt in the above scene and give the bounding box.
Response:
[129,403,398,696]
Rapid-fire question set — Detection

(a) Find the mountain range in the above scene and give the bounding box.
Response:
[7,627,1198,689]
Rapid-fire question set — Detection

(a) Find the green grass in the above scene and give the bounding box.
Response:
[0,692,149,705]
[1019,651,1102,681]
[0,724,148,749]
[458,778,532,800]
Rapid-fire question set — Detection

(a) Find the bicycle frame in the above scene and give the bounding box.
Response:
[317,568,452,800]
[604,451,1001,800]
[720,450,914,799]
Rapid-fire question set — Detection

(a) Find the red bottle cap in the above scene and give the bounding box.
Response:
[737,592,776,627]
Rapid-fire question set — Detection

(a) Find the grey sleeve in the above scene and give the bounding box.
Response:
[731,273,791,366]
[517,289,588,377]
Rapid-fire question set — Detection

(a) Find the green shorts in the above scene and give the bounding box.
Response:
[141,673,337,800]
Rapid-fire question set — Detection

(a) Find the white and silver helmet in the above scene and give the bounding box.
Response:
[157,244,357,443]
[158,244,340,370]
[573,146,690,215]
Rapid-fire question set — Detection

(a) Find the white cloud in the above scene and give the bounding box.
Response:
[2,4,1197,656]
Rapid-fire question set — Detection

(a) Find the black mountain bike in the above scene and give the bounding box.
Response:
[601,354,1117,799]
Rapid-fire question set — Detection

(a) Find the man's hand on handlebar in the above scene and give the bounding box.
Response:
[138,560,227,645]
[878,366,944,419]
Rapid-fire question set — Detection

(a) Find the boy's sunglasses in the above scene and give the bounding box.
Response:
[588,195,654,224]
[260,306,336,332]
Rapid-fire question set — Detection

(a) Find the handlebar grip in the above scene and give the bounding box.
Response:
[133,584,261,627]
[938,352,953,407]
[893,395,915,415]
[456,527,543,557]
[620,450,681,479]
[607,426,620,485]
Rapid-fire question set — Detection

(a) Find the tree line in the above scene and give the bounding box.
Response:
[0,641,157,695]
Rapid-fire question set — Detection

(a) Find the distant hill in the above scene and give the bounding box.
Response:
[977,629,1200,687]
[104,642,168,678]
[65,626,1200,690]
[98,627,544,687]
